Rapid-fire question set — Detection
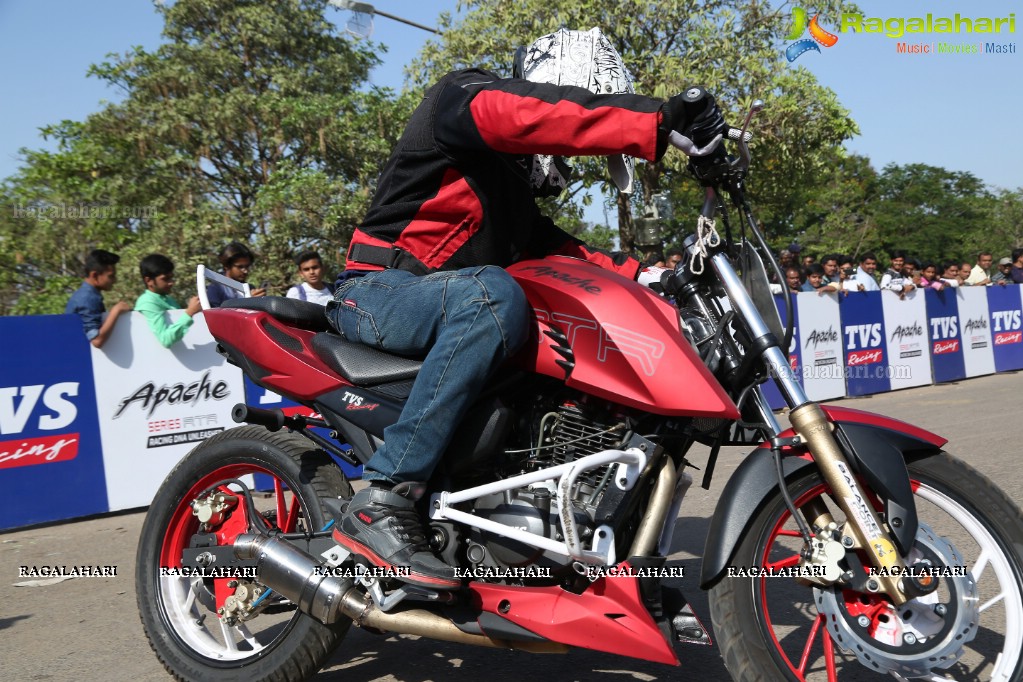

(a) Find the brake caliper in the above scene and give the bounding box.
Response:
[191,490,238,530]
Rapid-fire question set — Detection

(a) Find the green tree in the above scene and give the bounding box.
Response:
[788,153,879,259]
[408,0,859,252]
[0,0,400,313]
[984,187,1023,257]
[872,163,991,264]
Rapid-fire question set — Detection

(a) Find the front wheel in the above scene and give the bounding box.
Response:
[710,452,1023,681]
[136,426,353,681]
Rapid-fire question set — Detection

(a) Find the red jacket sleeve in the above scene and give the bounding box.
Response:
[435,75,665,162]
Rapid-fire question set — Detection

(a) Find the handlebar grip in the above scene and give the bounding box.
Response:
[680,86,710,104]
[232,404,286,432]
[726,126,753,143]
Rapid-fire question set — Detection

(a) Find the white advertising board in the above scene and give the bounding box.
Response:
[795,292,846,401]
[91,312,244,511]
[957,287,996,378]
[880,289,932,391]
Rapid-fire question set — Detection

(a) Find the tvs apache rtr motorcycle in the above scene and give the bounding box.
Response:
[137,100,1023,681]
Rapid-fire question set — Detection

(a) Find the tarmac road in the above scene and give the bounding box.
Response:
[1,372,1020,681]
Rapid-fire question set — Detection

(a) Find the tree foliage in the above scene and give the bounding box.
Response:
[0,0,401,314]
[789,159,1007,265]
[408,0,859,252]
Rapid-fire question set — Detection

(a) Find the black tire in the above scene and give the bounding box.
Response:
[709,452,1023,681]
[136,426,354,682]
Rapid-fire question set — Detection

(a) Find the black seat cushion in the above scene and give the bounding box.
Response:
[220,296,330,332]
[311,332,423,386]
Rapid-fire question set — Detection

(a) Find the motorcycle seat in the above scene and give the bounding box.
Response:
[310,332,423,386]
[220,296,331,332]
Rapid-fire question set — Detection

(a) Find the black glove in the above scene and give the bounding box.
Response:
[658,86,726,158]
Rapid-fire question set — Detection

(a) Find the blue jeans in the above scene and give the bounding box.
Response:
[327,266,530,484]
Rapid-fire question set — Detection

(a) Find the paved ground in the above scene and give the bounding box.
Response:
[1,372,1020,681]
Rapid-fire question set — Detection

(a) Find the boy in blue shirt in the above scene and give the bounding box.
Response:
[65,249,132,348]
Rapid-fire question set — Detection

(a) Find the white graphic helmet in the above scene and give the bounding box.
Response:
[514,27,637,194]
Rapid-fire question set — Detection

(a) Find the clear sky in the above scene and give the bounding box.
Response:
[1,0,1019,195]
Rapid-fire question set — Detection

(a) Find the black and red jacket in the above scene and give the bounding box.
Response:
[344,68,669,280]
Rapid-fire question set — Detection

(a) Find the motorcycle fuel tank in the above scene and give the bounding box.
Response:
[508,257,739,419]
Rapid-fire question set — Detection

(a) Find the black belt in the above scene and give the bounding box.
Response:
[349,243,431,277]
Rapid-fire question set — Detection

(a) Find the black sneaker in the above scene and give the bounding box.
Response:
[332,482,461,590]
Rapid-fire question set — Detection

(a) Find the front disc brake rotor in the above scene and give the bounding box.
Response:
[814,522,978,676]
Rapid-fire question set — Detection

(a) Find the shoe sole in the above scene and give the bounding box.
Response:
[331,528,462,589]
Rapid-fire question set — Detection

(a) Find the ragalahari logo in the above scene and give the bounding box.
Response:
[785,7,839,61]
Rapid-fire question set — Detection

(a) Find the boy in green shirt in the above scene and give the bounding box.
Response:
[135,254,203,348]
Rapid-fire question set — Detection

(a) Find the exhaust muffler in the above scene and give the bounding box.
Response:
[234,533,567,653]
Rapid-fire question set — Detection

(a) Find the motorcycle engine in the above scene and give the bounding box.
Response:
[466,401,627,576]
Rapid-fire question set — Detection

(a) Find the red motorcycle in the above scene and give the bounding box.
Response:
[137,108,1023,681]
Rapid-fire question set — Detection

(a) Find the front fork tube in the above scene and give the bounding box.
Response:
[711,253,910,605]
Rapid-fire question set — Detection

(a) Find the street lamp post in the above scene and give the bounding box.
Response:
[329,0,441,35]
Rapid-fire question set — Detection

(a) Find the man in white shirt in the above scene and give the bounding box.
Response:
[966,252,993,286]
[849,252,880,292]
[286,250,335,305]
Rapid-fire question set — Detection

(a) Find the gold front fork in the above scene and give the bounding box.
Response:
[788,403,909,606]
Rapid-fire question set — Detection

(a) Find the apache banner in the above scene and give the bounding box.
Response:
[90,312,244,512]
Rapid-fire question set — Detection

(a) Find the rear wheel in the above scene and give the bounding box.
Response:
[136,426,353,681]
[710,452,1023,681]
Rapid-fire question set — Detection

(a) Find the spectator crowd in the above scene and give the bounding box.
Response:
[65,242,1023,347]
[65,244,337,348]
[769,244,1023,297]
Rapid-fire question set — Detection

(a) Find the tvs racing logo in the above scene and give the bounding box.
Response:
[848,349,883,366]
[993,310,1022,345]
[0,383,80,469]
[995,331,1022,345]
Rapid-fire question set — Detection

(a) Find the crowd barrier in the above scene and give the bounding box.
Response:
[762,286,1023,408]
[0,312,359,531]
[1,285,1021,531]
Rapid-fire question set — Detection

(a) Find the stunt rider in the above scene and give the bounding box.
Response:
[326,27,726,589]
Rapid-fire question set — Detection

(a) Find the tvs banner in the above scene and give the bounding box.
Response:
[797,292,847,401]
[91,312,245,511]
[957,287,996,378]
[840,292,890,396]
[0,316,108,529]
[924,289,966,383]
[986,285,1023,372]
[880,290,931,391]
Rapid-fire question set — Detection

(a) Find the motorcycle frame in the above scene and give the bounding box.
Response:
[429,446,648,566]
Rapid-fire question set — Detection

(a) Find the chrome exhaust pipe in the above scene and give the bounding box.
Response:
[234,533,350,624]
[629,457,677,557]
[234,533,568,653]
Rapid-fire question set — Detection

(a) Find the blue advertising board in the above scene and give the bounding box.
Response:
[986,285,1023,372]
[924,289,967,383]
[839,292,890,396]
[0,316,108,527]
